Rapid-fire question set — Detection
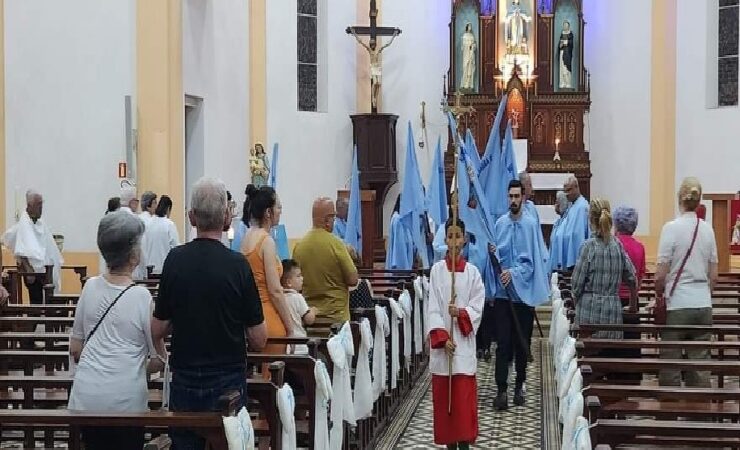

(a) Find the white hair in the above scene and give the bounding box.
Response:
[565,175,579,188]
[25,189,42,204]
[120,186,138,205]
[555,190,569,211]
[191,177,228,232]
[98,211,145,272]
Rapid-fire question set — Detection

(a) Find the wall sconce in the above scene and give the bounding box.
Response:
[118,162,128,179]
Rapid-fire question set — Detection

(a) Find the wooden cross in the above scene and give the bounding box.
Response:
[346,0,401,51]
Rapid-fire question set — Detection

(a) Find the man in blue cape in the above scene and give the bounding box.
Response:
[333,197,349,240]
[491,179,550,411]
[559,175,590,270]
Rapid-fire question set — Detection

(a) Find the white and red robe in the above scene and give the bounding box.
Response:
[427,256,485,445]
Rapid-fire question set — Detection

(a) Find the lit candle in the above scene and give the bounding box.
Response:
[555,138,560,150]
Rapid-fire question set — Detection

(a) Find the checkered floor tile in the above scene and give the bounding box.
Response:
[387,338,552,449]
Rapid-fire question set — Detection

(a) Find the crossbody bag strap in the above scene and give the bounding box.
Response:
[669,218,700,298]
[86,283,136,343]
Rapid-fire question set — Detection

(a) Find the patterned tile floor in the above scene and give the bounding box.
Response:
[387,338,556,449]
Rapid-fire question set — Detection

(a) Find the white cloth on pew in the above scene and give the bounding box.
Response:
[553,314,570,368]
[388,298,405,389]
[568,416,591,450]
[561,392,584,449]
[314,360,332,450]
[277,383,297,450]
[223,406,255,450]
[421,276,431,337]
[558,357,578,402]
[372,305,390,400]
[559,368,583,425]
[353,318,374,420]
[549,298,563,346]
[412,277,424,354]
[328,322,356,450]
[557,337,576,381]
[551,272,559,289]
[399,290,413,371]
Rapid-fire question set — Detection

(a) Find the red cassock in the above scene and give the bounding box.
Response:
[429,313,478,445]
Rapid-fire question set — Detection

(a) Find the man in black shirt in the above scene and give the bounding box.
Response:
[152,177,266,450]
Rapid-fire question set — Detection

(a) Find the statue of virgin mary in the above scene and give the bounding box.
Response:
[460,23,477,91]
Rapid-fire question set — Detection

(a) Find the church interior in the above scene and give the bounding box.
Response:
[1,0,740,448]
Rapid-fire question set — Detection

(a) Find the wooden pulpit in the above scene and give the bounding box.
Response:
[351,113,398,263]
[704,193,739,273]
[337,189,377,268]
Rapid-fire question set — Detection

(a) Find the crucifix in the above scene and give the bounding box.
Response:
[346,0,402,114]
[444,91,476,138]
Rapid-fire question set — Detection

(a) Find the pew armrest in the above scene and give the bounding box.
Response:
[217,390,242,417]
[585,395,601,424]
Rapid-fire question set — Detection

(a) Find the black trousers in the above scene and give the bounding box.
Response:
[24,276,44,305]
[493,299,534,391]
[475,301,496,352]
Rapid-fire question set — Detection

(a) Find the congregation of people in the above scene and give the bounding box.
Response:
[0,166,722,449]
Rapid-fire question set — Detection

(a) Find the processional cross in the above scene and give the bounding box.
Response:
[443,91,476,137]
[346,0,402,114]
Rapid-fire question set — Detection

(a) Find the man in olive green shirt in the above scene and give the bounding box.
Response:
[294,197,359,322]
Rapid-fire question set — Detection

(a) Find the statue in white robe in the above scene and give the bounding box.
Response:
[460,23,477,91]
[505,0,532,55]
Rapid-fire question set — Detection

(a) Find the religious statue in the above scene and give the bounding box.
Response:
[559,20,574,89]
[505,0,532,55]
[460,23,477,91]
[249,142,270,187]
[350,28,400,113]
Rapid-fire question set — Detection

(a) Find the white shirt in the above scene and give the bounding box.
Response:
[139,211,153,226]
[427,260,485,376]
[284,290,310,354]
[142,216,180,274]
[657,212,718,310]
[2,212,64,291]
[68,276,155,412]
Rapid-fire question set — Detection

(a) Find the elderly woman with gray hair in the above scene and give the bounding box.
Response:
[614,206,646,307]
[549,190,570,272]
[68,211,167,450]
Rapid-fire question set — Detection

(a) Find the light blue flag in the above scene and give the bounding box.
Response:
[425,137,448,228]
[479,94,508,194]
[464,129,481,172]
[269,143,278,189]
[344,146,362,254]
[502,120,518,180]
[489,120,519,220]
[272,224,290,260]
[399,122,430,269]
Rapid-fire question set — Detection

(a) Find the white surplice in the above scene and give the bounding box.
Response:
[327,322,355,450]
[372,305,389,400]
[353,318,374,420]
[388,298,404,389]
[2,212,63,292]
[141,216,180,274]
[427,260,484,376]
[277,383,297,450]
[313,360,332,450]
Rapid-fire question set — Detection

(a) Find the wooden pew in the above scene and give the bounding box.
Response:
[589,417,740,448]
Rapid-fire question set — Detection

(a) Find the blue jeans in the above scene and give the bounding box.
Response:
[169,365,247,450]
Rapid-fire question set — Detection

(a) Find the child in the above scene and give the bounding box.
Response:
[426,217,484,450]
[281,259,316,354]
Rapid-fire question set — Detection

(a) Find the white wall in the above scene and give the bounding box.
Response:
[266,0,356,238]
[382,0,452,234]
[4,0,136,251]
[183,0,250,213]
[676,0,740,196]
[583,0,653,235]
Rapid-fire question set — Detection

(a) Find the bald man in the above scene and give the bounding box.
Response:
[333,197,349,240]
[293,197,359,322]
[558,176,590,270]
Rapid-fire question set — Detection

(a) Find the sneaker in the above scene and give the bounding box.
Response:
[494,392,509,411]
[513,387,525,406]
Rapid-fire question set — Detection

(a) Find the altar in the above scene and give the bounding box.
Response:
[446,0,592,216]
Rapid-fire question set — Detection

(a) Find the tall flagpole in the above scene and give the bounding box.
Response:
[442,91,474,414]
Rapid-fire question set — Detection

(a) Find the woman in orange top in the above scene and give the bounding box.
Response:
[240,185,292,354]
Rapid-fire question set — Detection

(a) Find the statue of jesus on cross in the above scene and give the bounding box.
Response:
[346,0,402,113]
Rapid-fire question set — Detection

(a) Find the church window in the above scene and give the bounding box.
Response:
[298,0,318,111]
[718,0,739,106]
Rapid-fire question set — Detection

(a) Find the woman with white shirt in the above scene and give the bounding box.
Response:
[655,177,718,387]
[69,211,168,449]
[141,195,180,274]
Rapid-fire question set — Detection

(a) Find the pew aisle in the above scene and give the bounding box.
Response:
[388,338,556,449]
